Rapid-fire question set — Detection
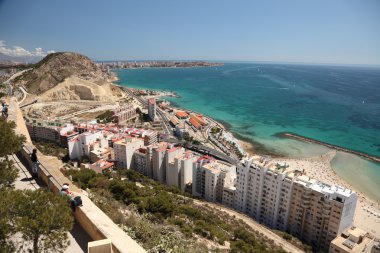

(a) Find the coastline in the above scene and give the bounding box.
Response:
[111,77,380,237]
[110,64,223,70]
[276,132,380,163]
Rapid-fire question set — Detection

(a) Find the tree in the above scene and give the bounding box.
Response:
[12,189,74,253]
[0,189,19,253]
[0,159,18,189]
[0,83,6,98]
[0,119,26,158]
[0,118,26,189]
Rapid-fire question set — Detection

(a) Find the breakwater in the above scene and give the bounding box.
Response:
[277,132,380,163]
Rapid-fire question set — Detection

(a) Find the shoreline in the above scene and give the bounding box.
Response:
[110,64,223,70]
[112,80,380,236]
[276,132,380,163]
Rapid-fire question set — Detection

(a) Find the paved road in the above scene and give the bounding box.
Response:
[124,88,172,135]
[3,68,32,96]
[9,154,91,253]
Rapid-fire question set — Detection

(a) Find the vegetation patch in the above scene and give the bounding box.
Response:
[32,139,69,162]
[96,110,114,123]
[64,168,294,253]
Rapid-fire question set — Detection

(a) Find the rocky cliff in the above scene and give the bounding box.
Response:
[13,52,122,101]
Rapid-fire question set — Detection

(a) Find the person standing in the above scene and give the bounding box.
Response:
[31,149,39,178]
[1,102,8,118]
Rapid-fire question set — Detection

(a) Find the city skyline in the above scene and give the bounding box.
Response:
[1,0,380,65]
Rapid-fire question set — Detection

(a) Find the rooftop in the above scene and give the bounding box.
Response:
[175,111,188,118]
[331,227,376,253]
[203,160,233,174]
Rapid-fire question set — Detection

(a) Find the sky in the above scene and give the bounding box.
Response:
[0,0,379,65]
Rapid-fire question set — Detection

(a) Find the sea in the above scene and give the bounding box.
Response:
[114,63,380,202]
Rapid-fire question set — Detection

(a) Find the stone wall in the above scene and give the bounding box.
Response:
[10,98,146,253]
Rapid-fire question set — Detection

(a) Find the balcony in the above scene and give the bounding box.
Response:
[322,209,330,217]
[322,202,332,209]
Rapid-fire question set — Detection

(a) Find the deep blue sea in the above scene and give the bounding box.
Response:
[114,63,380,201]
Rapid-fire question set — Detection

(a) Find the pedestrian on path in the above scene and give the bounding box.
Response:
[1,102,8,118]
[31,148,39,178]
[60,183,82,211]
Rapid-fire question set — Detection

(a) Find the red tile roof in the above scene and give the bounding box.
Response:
[189,116,201,129]
[175,111,188,118]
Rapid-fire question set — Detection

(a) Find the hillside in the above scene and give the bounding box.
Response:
[13,52,123,101]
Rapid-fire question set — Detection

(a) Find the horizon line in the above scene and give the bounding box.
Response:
[94,58,380,68]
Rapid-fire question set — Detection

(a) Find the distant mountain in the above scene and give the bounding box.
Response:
[0,52,43,64]
[12,52,122,101]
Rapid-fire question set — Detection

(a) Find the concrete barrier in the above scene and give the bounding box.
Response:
[10,98,146,253]
[88,239,113,253]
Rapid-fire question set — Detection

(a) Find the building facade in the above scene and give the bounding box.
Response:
[192,156,236,203]
[112,104,137,124]
[68,131,103,160]
[329,227,379,253]
[148,98,156,121]
[234,156,358,252]
[113,137,144,169]
[151,142,171,183]
[133,147,153,177]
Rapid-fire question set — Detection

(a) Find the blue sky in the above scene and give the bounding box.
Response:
[0,0,379,65]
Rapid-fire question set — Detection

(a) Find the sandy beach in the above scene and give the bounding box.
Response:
[270,151,380,237]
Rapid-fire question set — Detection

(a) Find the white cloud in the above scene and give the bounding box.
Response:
[0,40,54,57]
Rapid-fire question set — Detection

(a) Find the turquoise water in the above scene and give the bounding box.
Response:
[114,63,380,201]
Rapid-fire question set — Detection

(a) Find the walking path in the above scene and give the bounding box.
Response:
[9,153,90,253]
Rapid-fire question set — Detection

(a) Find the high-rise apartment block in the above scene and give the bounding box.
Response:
[152,142,171,183]
[288,176,357,252]
[166,148,195,191]
[192,156,236,203]
[114,137,144,169]
[148,98,156,122]
[133,147,153,177]
[234,156,357,251]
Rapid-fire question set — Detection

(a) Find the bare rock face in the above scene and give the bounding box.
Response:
[40,77,120,102]
[13,52,122,101]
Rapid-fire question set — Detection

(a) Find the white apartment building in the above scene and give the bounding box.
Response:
[288,176,357,252]
[68,131,103,160]
[179,151,195,192]
[192,156,236,203]
[234,156,358,252]
[222,181,236,208]
[133,147,153,177]
[143,130,157,146]
[114,137,144,169]
[165,148,195,191]
[235,157,295,230]
[166,147,186,188]
[152,142,171,183]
